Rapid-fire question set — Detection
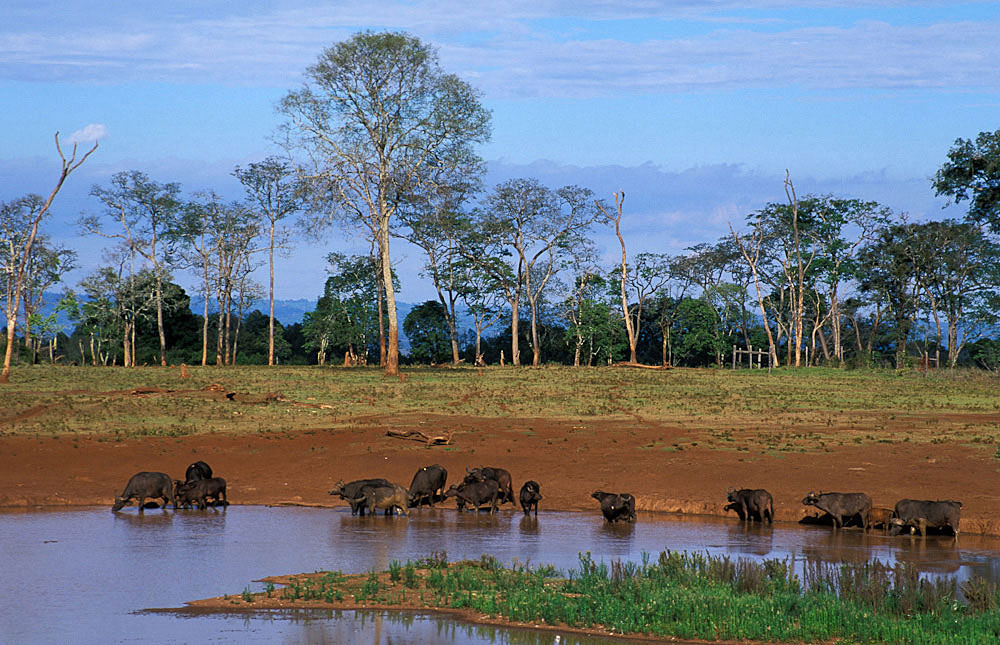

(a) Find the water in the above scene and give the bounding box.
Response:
[4,506,1000,644]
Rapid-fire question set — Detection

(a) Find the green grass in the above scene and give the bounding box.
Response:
[237,550,1000,643]
[2,365,999,448]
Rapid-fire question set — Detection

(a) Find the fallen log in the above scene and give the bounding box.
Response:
[386,429,453,445]
[611,361,671,370]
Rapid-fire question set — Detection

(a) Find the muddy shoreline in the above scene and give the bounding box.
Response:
[3,413,999,535]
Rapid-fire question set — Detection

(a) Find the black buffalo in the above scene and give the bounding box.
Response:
[445,480,500,513]
[890,499,962,537]
[329,478,392,515]
[408,465,448,508]
[802,491,872,530]
[175,477,227,510]
[185,460,213,483]
[464,467,514,504]
[354,484,409,517]
[591,490,636,523]
[726,487,774,523]
[519,480,542,516]
[112,472,175,512]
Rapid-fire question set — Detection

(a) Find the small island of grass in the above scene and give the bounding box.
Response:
[186,550,1000,643]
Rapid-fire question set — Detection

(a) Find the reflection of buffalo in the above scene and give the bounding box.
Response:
[890,499,962,537]
[726,488,773,523]
[112,472,175,512]
[802,491,871,530]
[591,491,636,523]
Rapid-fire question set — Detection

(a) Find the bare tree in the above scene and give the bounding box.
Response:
[2,133,97,383]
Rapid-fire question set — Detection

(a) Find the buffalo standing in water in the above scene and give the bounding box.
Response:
[591,490,636,523]
[726,487,774,523]
[112,472,175,512]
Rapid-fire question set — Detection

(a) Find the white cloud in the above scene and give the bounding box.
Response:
[68,123,108,143]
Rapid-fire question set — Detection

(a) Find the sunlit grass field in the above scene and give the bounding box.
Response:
[2,365,999,448]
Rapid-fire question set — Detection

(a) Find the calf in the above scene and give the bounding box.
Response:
[867,507,894,531]
[112,472,175,512]
[802,491,872,530]
[519,480,542,516]
[175,477,227,510]
[185,460,213,483]
[890,499,962,537]
[355,484,409,517]
[329,478,392,515]
[407,465,448,508]
[726,487,774,523]
[445,480,500,513]
[591,490,636,523]
[465,467,514,505]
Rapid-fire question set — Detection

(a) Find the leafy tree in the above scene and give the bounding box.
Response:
[472,178,601,366]
[82,170,182,367]
[672,297,727,367]
[234,157,304,366]
[403,300,451,364]
[279,31,491,376]
[933,129,1000,232]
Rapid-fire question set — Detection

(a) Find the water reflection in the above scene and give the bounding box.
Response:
[5,507,1000,644]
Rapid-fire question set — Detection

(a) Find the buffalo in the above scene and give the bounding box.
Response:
[726,488,774,523]
[329,478,392,515]
[112,472,175,512]
[184,460,213,483]
[591,490,635,523]
[355,484,409,517]
[464,467,514,505]
[408,465,448,508]
[445,479,500,513]
[890,499,962,537]
[867,507,893,531]
[802,491,872,530]
[175,477,227,510]
[519,480,542,516]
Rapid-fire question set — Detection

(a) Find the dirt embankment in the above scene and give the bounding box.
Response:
[2,412,998,535]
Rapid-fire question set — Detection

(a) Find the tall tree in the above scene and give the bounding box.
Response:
[933,129,1000,233]
[477,178,601,366]
[1,133,96,382]
[278,31,491,376]
[234,157,304,366]
[82,171,181,367]
[403,300,451,364]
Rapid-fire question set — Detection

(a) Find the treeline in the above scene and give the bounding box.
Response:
[4,33,1000,376]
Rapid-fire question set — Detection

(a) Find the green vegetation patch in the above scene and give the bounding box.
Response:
[221,550,1000,643]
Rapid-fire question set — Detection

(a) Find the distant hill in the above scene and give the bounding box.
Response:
[188,296,315,326]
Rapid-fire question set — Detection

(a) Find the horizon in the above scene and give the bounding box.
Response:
[3,2,996,304]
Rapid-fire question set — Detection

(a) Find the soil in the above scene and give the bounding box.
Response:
[2,408,999,535]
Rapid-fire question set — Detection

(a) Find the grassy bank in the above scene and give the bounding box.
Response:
[2,364,998,448]
[211,551,1000,643]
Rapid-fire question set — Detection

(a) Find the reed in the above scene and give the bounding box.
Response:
[233,551,1000,643]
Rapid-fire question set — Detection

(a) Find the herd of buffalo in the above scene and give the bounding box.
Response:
[110,462,962,536]
[726,487,963,537]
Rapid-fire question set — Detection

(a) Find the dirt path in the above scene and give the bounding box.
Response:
[2,413,997,534]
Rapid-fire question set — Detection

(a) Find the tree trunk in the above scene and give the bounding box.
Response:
[268,223,275,366]
[510,295,520,367]
[377,225,400,376]
[155,269,166,366]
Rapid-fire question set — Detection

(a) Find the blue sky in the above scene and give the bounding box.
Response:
[2,1,998,304]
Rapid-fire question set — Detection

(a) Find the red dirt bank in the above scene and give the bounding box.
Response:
[1,414,997,535]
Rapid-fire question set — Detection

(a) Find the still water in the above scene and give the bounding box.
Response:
[4,506,1000,644]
